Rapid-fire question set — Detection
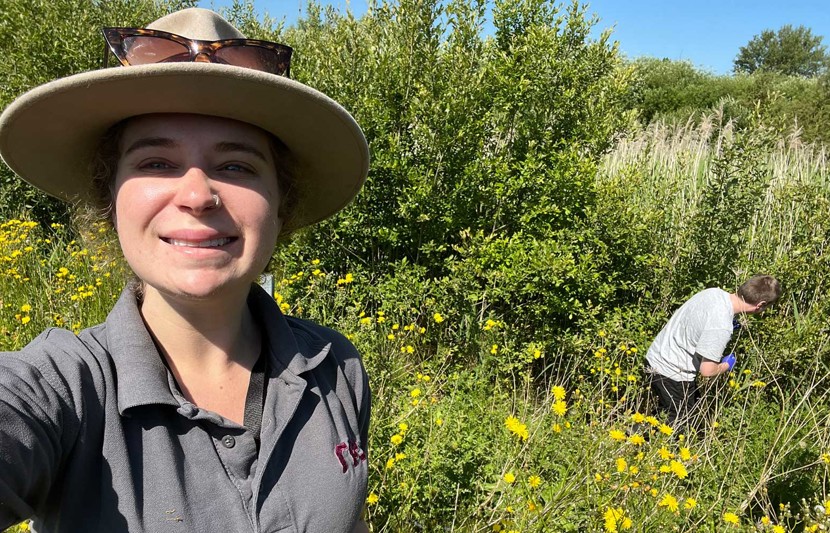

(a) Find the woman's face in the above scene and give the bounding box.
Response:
[113,113,282,301]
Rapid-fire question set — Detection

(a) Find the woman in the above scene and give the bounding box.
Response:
[0,8,370,533]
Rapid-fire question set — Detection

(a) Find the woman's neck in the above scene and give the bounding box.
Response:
[138,286,263,423]
[139,286,261,373]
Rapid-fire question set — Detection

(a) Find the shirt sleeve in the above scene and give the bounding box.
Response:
[0,331,84,528]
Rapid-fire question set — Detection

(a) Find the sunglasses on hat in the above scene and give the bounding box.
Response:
[102,27,292,77]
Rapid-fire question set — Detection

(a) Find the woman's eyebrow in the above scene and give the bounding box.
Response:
[216,142,268,162]
[123,137,178,155]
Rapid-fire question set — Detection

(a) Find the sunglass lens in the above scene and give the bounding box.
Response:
[122,35,191,65]
[215,46,289,76]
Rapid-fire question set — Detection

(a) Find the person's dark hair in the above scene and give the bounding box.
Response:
[88,117,299,232]
[737,274,781,305]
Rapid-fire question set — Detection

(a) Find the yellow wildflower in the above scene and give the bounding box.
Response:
[723,512,740,525]
[528,475,541,488]
[552,385,566,401]
[628,434,645,446]
[616,457,627,472]
[658,494,679,512]
[367,493,379,505]
[669,460,688,479]
[433,313,444,323]
[684,498,696,510]
[603,507,632,532]
[503,472,515,484]
[505,416,529,441]
[609,429,626,441]
[552,400,568,417]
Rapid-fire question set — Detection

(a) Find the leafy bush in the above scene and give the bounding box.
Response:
[629,58,830,146]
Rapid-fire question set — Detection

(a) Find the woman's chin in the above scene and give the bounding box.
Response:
[143,275,252,303]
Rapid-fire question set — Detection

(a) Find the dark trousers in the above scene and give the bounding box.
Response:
[649,372,700,427]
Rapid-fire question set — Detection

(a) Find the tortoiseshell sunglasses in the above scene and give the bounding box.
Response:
[102,27,292,77]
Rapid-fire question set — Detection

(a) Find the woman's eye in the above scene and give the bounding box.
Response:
[139,160,172,171]
[220,163,255,174]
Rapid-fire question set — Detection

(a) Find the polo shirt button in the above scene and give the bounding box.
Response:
[221,435,236,448]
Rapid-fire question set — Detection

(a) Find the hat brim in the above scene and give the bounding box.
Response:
[0,63,369,231]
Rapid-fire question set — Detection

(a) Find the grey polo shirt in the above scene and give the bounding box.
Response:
[0,284,370,532]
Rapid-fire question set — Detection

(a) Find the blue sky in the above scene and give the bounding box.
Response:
[198,0,830,74]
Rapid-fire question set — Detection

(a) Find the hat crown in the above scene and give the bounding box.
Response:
[147,8,246,40]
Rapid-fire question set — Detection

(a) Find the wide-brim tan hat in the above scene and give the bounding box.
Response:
[0,8,369,233]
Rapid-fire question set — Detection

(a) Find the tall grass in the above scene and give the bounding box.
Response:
[600,113,829,286]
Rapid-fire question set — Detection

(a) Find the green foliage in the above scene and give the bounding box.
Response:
[676,119,776,291]
[630,58,732,124]
[276,0,634,352]
[276,265,830,530]
[734,24,829,77]
[630,57,830,147]
[0,0,196,223]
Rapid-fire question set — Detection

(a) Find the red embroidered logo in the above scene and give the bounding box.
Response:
[335,439,366,473]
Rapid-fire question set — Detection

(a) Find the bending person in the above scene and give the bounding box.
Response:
[645,275,781,427]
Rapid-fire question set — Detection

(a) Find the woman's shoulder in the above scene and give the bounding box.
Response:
[0,324,112,423]
[8,324,109,368]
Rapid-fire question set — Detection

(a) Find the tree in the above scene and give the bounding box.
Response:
[734,25,829,77]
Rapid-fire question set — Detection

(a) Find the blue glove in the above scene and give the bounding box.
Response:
[721,353,736,371]
[732,318,742,331]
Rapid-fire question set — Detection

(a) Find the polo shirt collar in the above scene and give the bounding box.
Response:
[246,284,332,377]
[106,285,179,415]
[107,284,332,416]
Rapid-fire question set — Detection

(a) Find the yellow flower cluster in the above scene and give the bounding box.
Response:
[505,416,529,441]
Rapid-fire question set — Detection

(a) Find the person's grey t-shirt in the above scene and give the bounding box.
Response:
[646,288,733,381]
[0,284,369,532]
